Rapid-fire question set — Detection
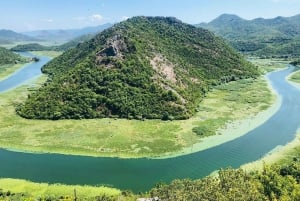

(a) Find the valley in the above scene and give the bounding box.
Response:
[1,1,300,199]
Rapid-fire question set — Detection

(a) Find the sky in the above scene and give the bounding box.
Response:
[0,0,299,32]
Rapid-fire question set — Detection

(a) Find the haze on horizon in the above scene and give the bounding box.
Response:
[1,0,299,32]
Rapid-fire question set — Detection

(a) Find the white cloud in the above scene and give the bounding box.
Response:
[90,14,104,22]
[121,16,130,21]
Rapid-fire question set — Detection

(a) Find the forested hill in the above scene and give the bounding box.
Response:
[17,16,259,120]
[198,14,300,57]
[0,47,25,65]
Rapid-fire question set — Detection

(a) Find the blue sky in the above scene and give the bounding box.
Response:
[0,0,299,32]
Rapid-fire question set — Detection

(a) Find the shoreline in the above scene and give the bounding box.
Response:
[241,70,300,171]
[0,74,282,160]
[241,130,300,172]
[154,73,282,159]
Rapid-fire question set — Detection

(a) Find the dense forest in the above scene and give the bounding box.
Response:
[0,47,25,65]
[16,16,259,120]
[198,14,300,57]
[2,160,300,201]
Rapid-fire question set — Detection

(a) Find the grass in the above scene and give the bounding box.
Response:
[249,57,291,73]
[30,50,63,58]
[289,70,300,84]
[0,63,26,81]
[0,58,276,158]
[0,178,123,200]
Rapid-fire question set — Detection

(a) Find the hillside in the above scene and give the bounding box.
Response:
[0,47,25,65]
[198,14,300,57]
[0,29,38,44]
[16,16,259,120]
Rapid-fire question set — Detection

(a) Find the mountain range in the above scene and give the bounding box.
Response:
[0,29,39,44]
[198,14,300,57]
[23,23,112,42]
[16,16,259,120]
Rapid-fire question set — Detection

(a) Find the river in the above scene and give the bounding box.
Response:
[0,52,51,93]
[0,56,300,192]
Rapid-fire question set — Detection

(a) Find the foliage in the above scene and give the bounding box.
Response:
[149,161,300,201]
[11,43,52,51]
[198,14,300,57]
[0,47,25,65]
[17,16,259,120]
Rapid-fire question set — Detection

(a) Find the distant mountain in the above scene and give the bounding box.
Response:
[11,34,97,52]
[23,23,112,42]
[0,29,39,44]
[197,14,300,57]
[16,16,259,120]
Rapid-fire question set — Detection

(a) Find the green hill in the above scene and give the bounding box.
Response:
[0,47,25,65]
[198,14,300,57]
[16,16,259,120]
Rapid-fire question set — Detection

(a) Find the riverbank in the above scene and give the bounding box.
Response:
[0,63,27,81]
[0,178,123,200]
[157,73,282,158]
[0,57,283,158]
[241,69,300,172]
[0,51,60,81]
[0,74,276,159]
[241,131,300,172]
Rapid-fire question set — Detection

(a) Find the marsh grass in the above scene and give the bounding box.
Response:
[289,70,300,84]
[0,68,275,158]
[249,58,290,73]
[0,178,121,199]
[0,63,25,81]
[30,50,63,58]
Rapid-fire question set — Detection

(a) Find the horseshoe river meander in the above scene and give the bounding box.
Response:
[0,54,300,192]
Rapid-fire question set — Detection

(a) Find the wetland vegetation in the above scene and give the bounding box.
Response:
[0,64,275,158]
[1,6,300,200]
